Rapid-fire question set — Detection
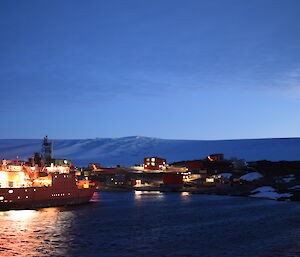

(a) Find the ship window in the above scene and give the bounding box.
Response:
[0,196,4,200]
[25,196,29,199]
[33,189,36,191]
[17,196,20,199]
[25,189,28,192]
[8,190,13,194]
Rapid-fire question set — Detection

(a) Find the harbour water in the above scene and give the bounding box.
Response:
[1,192,300,257]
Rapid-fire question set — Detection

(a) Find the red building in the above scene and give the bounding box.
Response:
[187,160,204,172]
[163,173,183,184]
[144,157,167,170]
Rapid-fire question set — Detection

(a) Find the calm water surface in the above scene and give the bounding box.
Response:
[1,192,300,257]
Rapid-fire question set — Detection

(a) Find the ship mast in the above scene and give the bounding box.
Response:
[42,136,53,165]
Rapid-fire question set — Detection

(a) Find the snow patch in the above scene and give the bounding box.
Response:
[240,172,263,181]
[250,191,292,200]
[250,185,291,200]
[282,175,295,183]
[251,186,275,193]
[282,177,295,183]
[289,185,300,190]
[219,173,232,178]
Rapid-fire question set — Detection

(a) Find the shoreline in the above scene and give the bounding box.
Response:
[96,183,299,201]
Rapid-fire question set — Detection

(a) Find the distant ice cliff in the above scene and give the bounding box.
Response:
[0,137,299,166]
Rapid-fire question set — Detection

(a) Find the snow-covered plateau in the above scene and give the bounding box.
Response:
[0,136,300,166]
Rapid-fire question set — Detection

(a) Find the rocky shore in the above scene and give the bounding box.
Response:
[97,172,300,201]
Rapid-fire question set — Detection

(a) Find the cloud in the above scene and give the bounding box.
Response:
[274,68,300,98]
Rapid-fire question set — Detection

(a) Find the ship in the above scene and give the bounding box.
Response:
[0,136,95,211]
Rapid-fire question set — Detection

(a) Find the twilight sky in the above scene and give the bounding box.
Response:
[1,0,300,140]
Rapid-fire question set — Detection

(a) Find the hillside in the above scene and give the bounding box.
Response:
[0,137,299,166]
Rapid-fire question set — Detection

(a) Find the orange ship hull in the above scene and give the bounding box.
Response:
[0,174,95,211]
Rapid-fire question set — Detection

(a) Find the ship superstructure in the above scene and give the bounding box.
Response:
[0,137,95,210]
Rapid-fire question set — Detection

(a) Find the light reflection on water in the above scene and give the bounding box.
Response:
[1,192,300,257]
[180,191,192,202]
[0,207,75,257]
[134,190,164,200]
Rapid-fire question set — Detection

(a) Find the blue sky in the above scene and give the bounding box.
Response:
[1,0,300,140]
